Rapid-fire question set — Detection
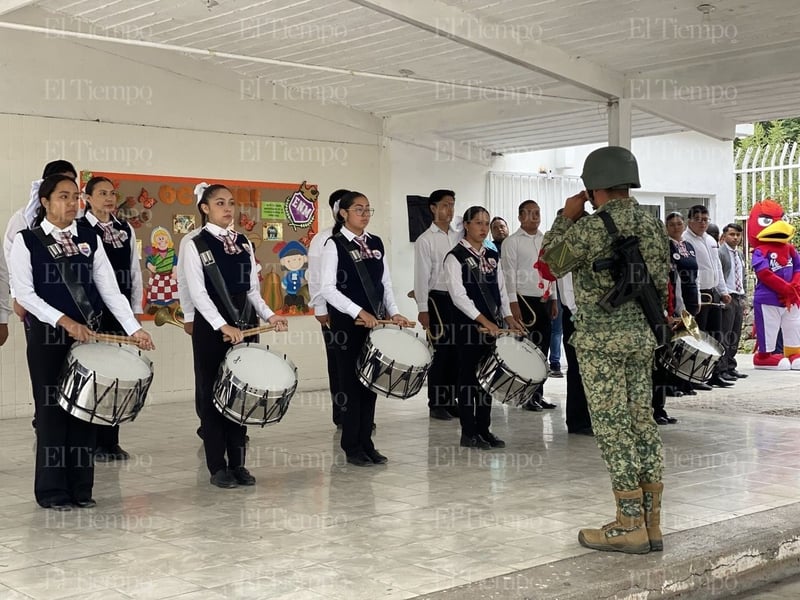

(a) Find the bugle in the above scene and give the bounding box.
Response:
[154,305,185,329]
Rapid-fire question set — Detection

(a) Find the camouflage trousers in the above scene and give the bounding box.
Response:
[575,344,664,490]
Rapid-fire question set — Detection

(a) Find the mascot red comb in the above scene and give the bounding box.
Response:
[748,199,800,369]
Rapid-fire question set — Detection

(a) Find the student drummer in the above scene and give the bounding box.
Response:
[10,175,154,511]
[181,183,287,489]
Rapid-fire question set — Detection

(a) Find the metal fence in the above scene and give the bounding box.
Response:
[487,171,583,231]
[735,142,800,218]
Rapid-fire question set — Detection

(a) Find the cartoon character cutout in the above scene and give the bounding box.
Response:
[276,240,308,313]
[145,226,179,310]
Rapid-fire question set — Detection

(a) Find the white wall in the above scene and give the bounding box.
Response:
[495,132,735,225]
[0,24,383,418]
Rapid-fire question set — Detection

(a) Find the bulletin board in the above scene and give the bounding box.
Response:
[80,171,320,319]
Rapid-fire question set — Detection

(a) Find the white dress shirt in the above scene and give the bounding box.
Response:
[307,226,333,316]
[9,219,140,334]
[0,245,10,324]
[682,229,728,295]
[501,227,556,300]
[413,222,462,311]
[556,273,577,313]
[84,212,144,314]
[180,223,274,331]
[444,240,512,321]
[319,227,399,319]
[176,228,202,323]
[4,208,31,298]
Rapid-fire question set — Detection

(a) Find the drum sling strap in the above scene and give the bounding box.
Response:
[192,236,253,328]
[331,233,385,319]
[32,227,102,330]
[450,244,502,326]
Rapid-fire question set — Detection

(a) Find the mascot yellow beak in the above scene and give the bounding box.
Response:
[757,219,796,243]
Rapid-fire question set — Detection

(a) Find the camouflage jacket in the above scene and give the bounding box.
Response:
[542,197,670,351]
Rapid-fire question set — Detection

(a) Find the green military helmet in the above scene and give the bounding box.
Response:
[581,146,641,190]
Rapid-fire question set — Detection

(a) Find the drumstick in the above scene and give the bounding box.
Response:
[222,323,281,342]
[355,319,417,328]
[478,327,525,336]
[89,332,141,347]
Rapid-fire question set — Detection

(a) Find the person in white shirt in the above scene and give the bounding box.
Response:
[414,189,462,421]
[501,200,558,411]
[181,183,288,488]
[320,191,411,466]
[78,176,144,462]
[683,205,733,388]
[718,222,748,380]
[307,188,350,427]
[10,175,154,510]
[444,206,525,449]
[0,247,10,346]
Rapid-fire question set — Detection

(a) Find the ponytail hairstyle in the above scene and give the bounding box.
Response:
[331,191,366,236]
[464,206,489,237]
[83,176,114,214]
[33,174,78,228]
[195,183,230,226]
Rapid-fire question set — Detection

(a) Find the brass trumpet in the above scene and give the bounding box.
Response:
[699,292,726,309]
[154,305,185,329]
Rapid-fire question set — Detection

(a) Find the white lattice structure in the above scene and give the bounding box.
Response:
[487,171,584,231]
[735,143,800,218]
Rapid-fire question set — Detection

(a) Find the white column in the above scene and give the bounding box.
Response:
[608,99,632,149]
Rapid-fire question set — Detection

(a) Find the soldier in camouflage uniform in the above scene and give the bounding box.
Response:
[542,146,669,554]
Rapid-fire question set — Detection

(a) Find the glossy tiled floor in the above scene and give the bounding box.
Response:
[1,356,800,599]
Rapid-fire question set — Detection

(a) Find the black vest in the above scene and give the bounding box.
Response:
[21,225,104,325]
[196,229,254,323]
[325,231,386,317]
[77,216,134,301]
[447,243,502,324]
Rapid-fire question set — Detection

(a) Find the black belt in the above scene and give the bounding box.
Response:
[429,290,450,298]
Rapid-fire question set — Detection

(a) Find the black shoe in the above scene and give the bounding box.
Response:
[538,399,557,409]
[548,369,564,378]
[708,376,734,388]
[74,498,97,508]
[41,500,72,511]
[665,416,678,424]
[522,400,542,412]
[728,370,749,379]
[718,373,737,383]
[460,435,491,449]
[479,432,506,448]
[366,449,388,464]
[683,388,697,395]
[568,427,594,436]
[210,468,238,488]
[693,382,713,391]
[654,416,669,425]
[230,466,256,486]
[430,408,453,420]
[346,452,373,467]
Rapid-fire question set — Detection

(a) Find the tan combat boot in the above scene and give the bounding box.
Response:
[578,488,651,554]
[641,481,664,552]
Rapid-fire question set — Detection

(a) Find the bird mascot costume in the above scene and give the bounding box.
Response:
[748,199,800,369]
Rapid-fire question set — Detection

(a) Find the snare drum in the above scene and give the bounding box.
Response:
[213,343,297,426]
[58,342,153,426]
[476,335,548,405]
[357,325,433,399]
[657,331,723,383]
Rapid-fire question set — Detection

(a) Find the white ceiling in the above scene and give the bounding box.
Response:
[4,0,800,154]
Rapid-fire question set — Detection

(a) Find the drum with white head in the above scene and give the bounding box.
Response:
[476,335,548,405]
[58,342,153,425]
[213,343,297,426]
[657,331,723,383]
[357,325,433,398]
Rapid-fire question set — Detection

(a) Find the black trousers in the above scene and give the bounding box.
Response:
[719,294,745,373]
[562,306,592,431]
[321,321,343,425]
[27,317,95,506]
[518,294,552,399]
[330,311,376,457]
[426,291,459,410]
[454,322,494,438]
[192,314,249,475]
[697,289,724,376]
